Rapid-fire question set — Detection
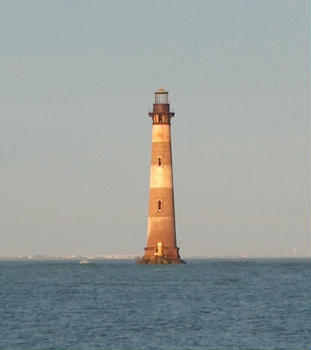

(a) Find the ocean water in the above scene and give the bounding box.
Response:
[0,259,309,350]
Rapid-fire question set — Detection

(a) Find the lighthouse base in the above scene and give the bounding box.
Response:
[136,246,185,264]
[135,256,185,264]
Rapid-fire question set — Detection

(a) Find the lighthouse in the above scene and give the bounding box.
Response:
[138,88,184,264]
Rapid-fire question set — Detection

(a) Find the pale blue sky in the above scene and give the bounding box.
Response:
[0,0,309,257]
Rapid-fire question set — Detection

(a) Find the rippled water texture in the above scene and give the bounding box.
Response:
[0,259,310,349]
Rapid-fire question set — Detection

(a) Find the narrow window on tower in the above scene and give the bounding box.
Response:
[159,115,162,123]
[157,199,162,213]
[158,156,162,167]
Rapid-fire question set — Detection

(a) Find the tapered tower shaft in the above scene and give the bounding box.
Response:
[140,88,183,264]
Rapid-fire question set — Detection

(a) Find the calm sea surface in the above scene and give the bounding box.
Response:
[0,259,310,349]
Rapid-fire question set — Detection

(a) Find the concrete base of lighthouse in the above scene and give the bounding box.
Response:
[136,246,185,264]
[136,256,185,264]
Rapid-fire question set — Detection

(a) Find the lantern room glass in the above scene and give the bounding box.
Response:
[155,92,168,104]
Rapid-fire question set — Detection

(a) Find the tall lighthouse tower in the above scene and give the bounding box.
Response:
[138,88,184,264]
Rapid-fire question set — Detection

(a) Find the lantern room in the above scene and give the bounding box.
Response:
[154,87,169,104]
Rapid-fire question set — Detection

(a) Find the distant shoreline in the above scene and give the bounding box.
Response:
[0,256,309,261]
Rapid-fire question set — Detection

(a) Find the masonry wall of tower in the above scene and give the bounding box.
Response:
[139,88,183,264]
